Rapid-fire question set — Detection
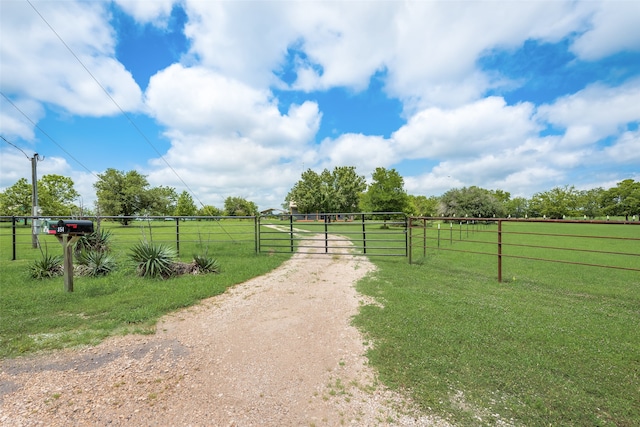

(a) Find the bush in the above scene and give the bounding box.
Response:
[75,249,116,277]
[75,229,112,254]
[129,241,177,279]
[192,253,221,274]
[29,251,63,279]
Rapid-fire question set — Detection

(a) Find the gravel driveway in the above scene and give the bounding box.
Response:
[1,237,449,426]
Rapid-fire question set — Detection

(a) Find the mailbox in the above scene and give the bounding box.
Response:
[47,220,94,235]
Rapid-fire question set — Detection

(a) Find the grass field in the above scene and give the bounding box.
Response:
[1,217,639,425]
[0,219,290,358]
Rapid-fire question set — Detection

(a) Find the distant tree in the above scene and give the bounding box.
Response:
[145,186,178,216]
[601,179,640,220]
[198,205,224,217]
[406,195,439,216]
[529,186,580,219]
[224,196,258,216]
[504,196,529,218]
[578,188,605,219]
[175,191,197,217]
[438,186,505,218]
[285,166,366,213]
[38,174,80,216]
[0,178,31,219]
[362,167,408,214]
[94,169,150,224]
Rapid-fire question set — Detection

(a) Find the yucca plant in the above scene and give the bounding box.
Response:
[75,249,116,277]
[192,253,221,274]
[129,241,177,278]
[75,229,112,254]
[29,250,63,279]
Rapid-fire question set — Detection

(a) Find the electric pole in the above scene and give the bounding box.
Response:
[31,153,44,248]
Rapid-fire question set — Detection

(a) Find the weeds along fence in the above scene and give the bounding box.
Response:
[409,217,640,282]
[0,216,259,261]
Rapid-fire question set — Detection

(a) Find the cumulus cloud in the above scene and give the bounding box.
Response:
[536,78,640,145]
[0,0,142,116]
[571,1,640,60]
[114,0,176,26]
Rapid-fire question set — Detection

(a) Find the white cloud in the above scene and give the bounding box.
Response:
[317,134,397,173]
[0,0,142,116]
[144,63,321,208]
[114,0,176,27]
[392,97,538,159]
[603,129,640,164]
[571,1,640,60]
[536,79,640,145]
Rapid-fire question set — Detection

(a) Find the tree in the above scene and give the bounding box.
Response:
[578,188,605,219]
[38,174,79,216]
[94,169,150,224]
[601,179,640,220]
[175,191,197,217]
[438,186,505,218]
[0,178,31,218]
[362,167,408,214]
[145,186,178,216]
[504,196,529,218]
[198,205,224,217]
[224,196,258,216]
[406,195,439,216]
[285,166,366,214]
[529,186,580,219]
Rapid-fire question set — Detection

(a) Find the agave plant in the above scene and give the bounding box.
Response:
[29,251,63,279]
[75,249,116,277]
[192,253,221,274]
[129,241,177,278]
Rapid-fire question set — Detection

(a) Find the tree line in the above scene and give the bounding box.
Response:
[1,166,638,221]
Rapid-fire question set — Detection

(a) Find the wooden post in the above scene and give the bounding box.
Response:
[58,234,80,292]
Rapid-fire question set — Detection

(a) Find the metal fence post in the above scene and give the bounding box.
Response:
[362,214,367,254]
[12,216,16,261]
[498,219,503,283]
[290,214,294,252]
[176,218,180,256]
[254,215,259,254]
[324,215,329,254]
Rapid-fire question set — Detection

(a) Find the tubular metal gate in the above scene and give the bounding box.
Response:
[257,212,408,257]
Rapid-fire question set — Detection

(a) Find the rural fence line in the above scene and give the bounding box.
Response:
[408,217,640,282]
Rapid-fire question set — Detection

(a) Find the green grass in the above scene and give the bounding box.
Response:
[0,219,290,358]
[354,221,640,426]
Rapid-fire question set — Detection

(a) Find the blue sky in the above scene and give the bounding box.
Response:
[1,0,639,210]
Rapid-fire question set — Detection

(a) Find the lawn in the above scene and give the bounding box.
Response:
[354,220,640,426]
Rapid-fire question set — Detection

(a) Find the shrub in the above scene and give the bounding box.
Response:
[192,253,221,274]
[129,241,177,279]
[75,249,116,277]
[29,251,63,279]
[75,229,112,254]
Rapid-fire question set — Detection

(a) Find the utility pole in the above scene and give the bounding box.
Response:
[31,153,44,248]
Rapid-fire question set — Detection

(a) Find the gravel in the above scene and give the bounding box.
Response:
[1,237,451,426]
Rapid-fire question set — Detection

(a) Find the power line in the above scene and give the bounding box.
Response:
[1,91,98,178]
[1,135,31,160]
[25,0,207,208]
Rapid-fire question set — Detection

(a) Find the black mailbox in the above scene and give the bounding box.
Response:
[47,220,94,235]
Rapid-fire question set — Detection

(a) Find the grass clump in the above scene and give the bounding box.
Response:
[75,249,116,277]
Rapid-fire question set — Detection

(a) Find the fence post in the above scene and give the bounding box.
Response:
[289,214,294,252]
[324,215,329,254]
[12,216,16,261]
[175,218,180,256]
[254,215,259,254]
[437,223,441,248]
[408,217,413,264]
[362,214,367,255]
[498,220,502,283]
[423,218,426,257]
[450,221,453,244]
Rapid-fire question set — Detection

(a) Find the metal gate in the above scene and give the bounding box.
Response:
[257,212,407,257]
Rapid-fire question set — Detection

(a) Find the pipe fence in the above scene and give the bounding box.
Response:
[409,217,640,281]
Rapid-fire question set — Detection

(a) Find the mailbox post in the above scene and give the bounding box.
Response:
[47,220,94,292]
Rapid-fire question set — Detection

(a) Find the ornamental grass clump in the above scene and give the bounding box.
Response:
[129,241,177,279]
[75,249,116,277]
[29,250,63,279]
